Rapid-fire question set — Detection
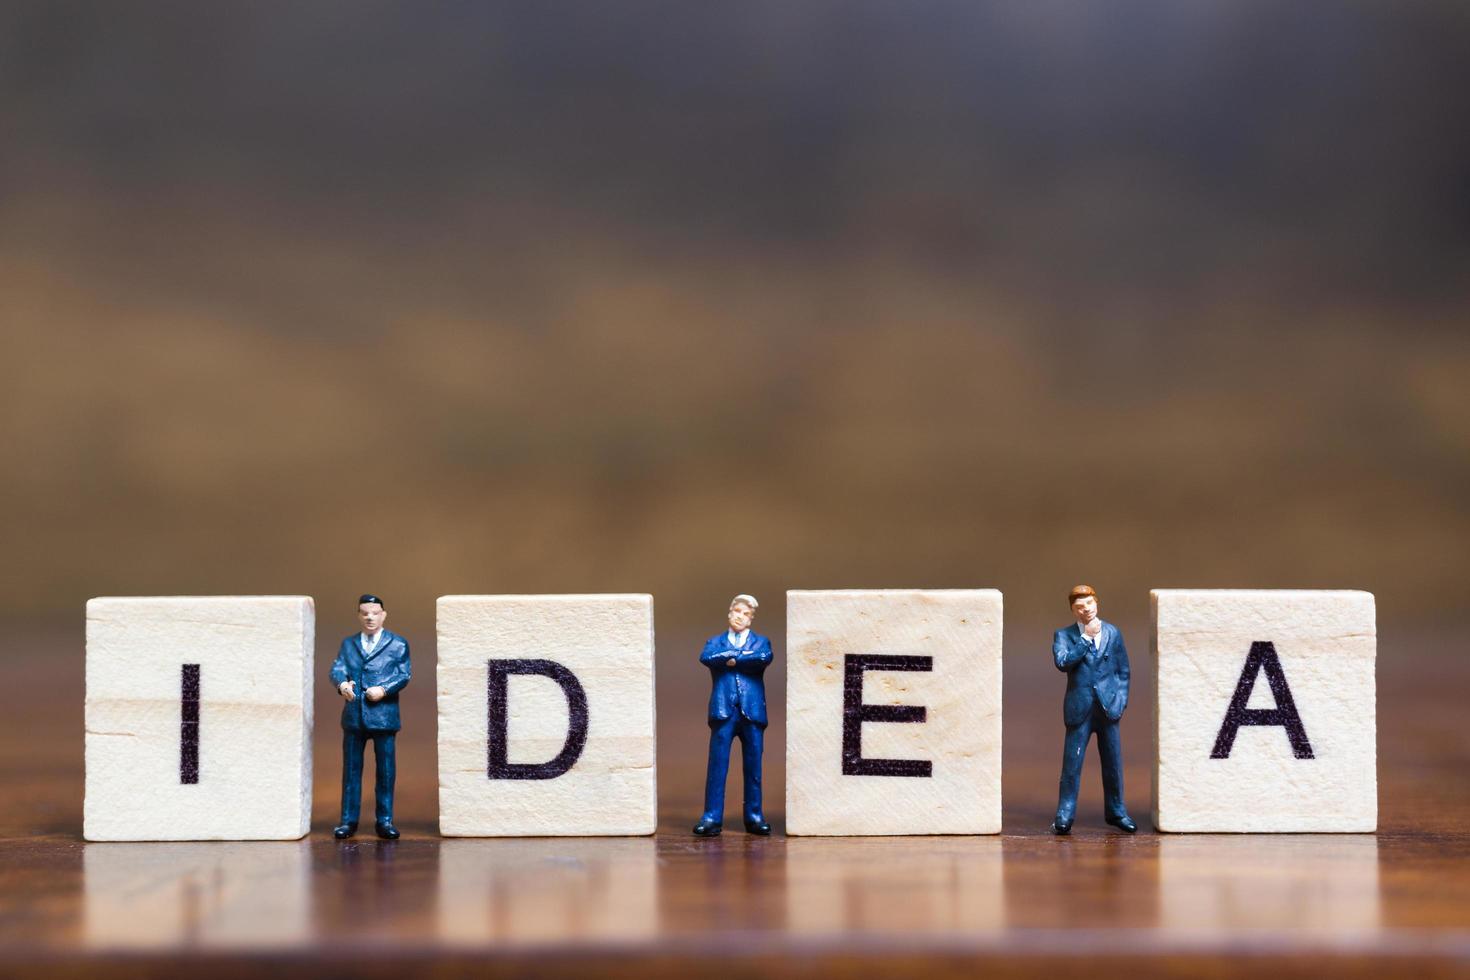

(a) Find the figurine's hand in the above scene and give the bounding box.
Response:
[338,680,356,701]
[726,658,737,667]
[1083,620,1102,638]
[365,686,387,702]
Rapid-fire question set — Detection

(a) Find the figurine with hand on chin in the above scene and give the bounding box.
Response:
[693,594,773,837]
[330,594,411,840]
[1051,584,1137,835]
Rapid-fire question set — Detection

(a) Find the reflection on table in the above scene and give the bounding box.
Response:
[1158,835,1380,939]
[436,838,659,946]
[84,842,312,950]
[783,837,1004,935]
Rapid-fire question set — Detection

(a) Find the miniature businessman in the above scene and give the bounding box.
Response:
[330,594,411,840]
[693,594,772,836]
[1051,585,1137,835]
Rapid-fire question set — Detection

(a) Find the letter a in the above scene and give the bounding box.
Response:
[1210,641,1314,759]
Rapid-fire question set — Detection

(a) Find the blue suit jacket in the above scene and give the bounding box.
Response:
[1053,621,1130,726]
[700,631,772,726]
[330,630,412,732]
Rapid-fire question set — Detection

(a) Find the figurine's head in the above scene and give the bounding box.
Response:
[728,594,758,632]
[358,594,387,634]
[1068,585,1098,624]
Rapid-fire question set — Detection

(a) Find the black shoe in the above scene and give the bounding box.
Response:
[692,819,723,837]
[374,821,400,840]
[744,818,772,836]
[1105,813,1137,833]
[333,822,358,839]
[1051,818,1072,836]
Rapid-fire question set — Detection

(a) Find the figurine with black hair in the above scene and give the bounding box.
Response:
[330,594,411,839]
[693,594,773,837]
[1051,584,1136,835]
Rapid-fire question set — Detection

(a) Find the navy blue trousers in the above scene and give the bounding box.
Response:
[1055,703,1127,822]
[701,714,764,824]
[340,729,396,825]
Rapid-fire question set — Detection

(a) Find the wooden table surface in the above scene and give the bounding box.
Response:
[3,622,1468,977]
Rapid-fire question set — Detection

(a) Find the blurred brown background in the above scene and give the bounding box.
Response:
[3,1,1468,826]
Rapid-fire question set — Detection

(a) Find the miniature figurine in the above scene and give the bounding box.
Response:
[1051,585,1136,834]
[693,594,772,836]
[330,594,411,839]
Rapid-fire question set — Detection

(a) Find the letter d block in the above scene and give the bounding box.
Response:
[84,596,314,841]
[787,590,1003,835]
[1152,590,1377,832]
[437,595,657,836]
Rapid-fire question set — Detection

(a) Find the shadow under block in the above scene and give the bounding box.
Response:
[436,594,657,836]
[83,596,315,841]
[1151,589,1377,833]
[785,589,1003,836]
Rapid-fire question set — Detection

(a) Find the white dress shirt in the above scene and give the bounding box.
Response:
[727,629,750,649]
[361,631,382,655]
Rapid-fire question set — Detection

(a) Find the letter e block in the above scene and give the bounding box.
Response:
[1152,589,1376,832]
[84,596,314,841]
[786,589,1003,835]
[437,595,657,836]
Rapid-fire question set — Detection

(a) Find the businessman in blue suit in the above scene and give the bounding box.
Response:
[1052,585,1137,835]
[330,594,411,840]
[693,594,772,837]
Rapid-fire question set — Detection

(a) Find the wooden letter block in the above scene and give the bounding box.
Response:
[84,596,314,841]
[786,589,1003,836]
[437,594,657,836]
[1151,589,1377,832]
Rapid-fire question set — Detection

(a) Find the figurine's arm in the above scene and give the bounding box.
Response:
[381,644,412,695]
[735,637,774,671]
[698,638,726,666]
[330,645,349,686]
[1115,635,1130,701]
[330,645,355,699]
[1053,631,1087,671]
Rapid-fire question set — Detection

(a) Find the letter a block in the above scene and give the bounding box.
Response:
[84,596,314,841]
[786,589,1003,835]
[437,595,657,836]
[1152,590,1377,832]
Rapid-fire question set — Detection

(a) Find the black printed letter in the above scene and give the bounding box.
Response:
[1210,641,1314,759]
[487,659,589,779]
[842,654,933,777]
[180,663,200,784]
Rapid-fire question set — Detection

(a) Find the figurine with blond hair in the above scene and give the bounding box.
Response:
[693,594,772,836]
[1052,585,1136,835]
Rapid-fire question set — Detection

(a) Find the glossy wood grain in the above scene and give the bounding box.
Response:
[2,623,1467,977]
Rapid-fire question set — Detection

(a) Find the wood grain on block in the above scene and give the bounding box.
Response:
[785,589,1002,836]
[437,595,657,836]
[83,596,314,841]
[1151,589,1377,833]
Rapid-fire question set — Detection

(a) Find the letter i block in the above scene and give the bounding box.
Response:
[84,597,314,841]
[1152,590,1377,832]
[437,595,657,836]
[786,589,1003,835]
